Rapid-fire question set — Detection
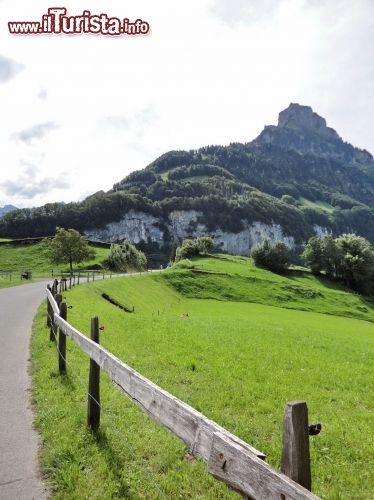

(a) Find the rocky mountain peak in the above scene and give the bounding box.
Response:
[253,103,372,165]
[278,103,339,140]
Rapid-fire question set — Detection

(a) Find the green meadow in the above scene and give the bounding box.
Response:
[31,254,374,498]
[0,240,110,286]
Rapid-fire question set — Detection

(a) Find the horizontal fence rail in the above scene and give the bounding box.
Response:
[46,289,320,499]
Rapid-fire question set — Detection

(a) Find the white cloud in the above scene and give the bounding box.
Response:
[0,0,373,208]
[0,161,70,200]
[11,121,59,144]
[210,0,280,26]
[0,54,24,83]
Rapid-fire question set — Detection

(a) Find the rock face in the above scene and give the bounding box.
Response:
[254,103,373,164]
[85,210,165,246]
[313,224,332,238]
[85,209,298,258]
[278,103,340,141]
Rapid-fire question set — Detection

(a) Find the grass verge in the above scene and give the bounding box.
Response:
[31,256,374,498]
[0,241,110,284]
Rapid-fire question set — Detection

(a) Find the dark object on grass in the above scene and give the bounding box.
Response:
[101,292,134,313]
[308,423,322,436]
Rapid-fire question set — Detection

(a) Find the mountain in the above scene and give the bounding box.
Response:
[0,205,17,217]
[1,104,374,265]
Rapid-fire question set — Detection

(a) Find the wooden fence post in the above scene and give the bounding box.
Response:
[58,301,67,373]
[87,316,100,431]
[50,293,62,342]
[47,285,52,327]
[281,400,311,491]
[52,278,58,295]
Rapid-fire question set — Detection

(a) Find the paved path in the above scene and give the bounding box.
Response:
[0,280,50,500]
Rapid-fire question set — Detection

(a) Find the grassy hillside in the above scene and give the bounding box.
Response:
[164,254,374,322]
[31,255,374,498]
[0,240,110,283]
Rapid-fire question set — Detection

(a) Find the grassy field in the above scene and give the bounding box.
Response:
[31,255,374,499]
[299,197,334,213]
[165,255,374,322]
[0,240,110,284]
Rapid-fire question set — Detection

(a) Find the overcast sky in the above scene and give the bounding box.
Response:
[1,0,374,208]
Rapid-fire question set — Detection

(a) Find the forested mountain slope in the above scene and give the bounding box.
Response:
[1,103,374,262]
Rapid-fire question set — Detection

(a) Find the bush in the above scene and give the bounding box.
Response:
[175,235,214,262]
[196,236,214,254]
[102,241,147,272]
[175,239,199,262]
[251,239,290,273]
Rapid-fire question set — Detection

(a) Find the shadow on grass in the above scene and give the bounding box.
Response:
[286,268,347,292]
[356,295,374,313]
[49,370,77,393]
[91,428,132,498]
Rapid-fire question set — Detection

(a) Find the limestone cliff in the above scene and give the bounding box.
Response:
[84,209,325,260]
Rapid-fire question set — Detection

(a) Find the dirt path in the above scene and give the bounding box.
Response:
[0,280,50,500]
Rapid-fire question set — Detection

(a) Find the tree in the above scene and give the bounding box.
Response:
[102,241,147,272]
[47,227,95,274]
[251,239,290,273]
[175,239,199,262]
[301,236,324,275]
[335,233,374,291]
[301,233,374,292]
[321,235,341,278]
[196,235,214,254]
[174,235,214,262]
[281,194,297,206]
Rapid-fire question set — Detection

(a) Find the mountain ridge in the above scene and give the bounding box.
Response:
[254,103,373,165]
[0,204,17,217]
[1,103,374,264]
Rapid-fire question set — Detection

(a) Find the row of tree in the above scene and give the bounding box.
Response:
[46,228,147,274]
[251,233,374,294]
[301,234,374,292]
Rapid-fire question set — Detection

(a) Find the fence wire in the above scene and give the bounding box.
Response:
[47,306,168,500]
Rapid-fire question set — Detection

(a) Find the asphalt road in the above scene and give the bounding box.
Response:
[0,280,50,500]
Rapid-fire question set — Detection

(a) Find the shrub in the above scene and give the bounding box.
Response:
[174,235,214,262]
[175,239,199,262]
[102,241,147,272]
[251,239,290,273]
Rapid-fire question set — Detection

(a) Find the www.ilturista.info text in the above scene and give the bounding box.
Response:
[8,8,150,36]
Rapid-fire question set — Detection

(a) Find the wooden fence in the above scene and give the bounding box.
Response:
[54,270,113,291]
[0,270,13,280]
[54,270,150,292]
[46,286,321,499]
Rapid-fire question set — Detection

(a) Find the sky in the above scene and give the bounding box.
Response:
[0,0,374,208]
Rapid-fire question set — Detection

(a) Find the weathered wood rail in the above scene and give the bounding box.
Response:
[46,288,321,499]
